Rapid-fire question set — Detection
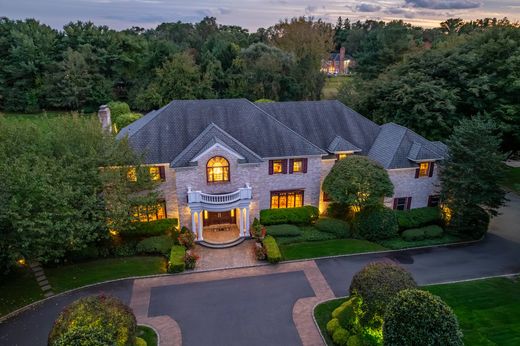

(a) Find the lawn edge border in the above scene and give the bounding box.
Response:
[311,272,520,346]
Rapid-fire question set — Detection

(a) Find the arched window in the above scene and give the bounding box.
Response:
[207,156,230,183]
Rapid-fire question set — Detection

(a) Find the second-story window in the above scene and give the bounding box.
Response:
[207,156,230,183]
[415,162,434,178]
[289,158,308,173]
[269,159,287,174]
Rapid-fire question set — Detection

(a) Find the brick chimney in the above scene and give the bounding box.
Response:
[339,47,346,74]
[98,105,112,133]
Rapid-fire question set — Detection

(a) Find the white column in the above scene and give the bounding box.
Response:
[191,211,197,236]
[239,209,244,237]
[245,207,250,236]
[198,211,204,240]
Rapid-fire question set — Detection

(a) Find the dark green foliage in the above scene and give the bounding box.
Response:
[262,235,282,263]
[168,245,186,273]
[315,218,350,238]
[332,296,360,330]
[383,289,463,346]
[260,206,318,226]
[395,207,441,230]
[67,245,104,262]
[119,219,178,238]
[266,224,301,237]
[441,117,505,238]
[352,207,398,241]
[274,227,337,245]
[136,235,176,256]
[349,262,417,328]
[322,156,393,210]
[48,295,137,346]
[332,327,350,346]
[112,241,137,257]
[107,101,131,120]
[402,225,443,241]
[114,113,141,131]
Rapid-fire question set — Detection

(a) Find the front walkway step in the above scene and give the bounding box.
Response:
[44,291,55,298]
[28,261,55,298]
[198,237,246,249]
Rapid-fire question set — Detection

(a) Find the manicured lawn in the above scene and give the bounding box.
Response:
[378,233,465,250]
[425,277,520,345]
[314,277,520,346]
[503,165,520,194]
[46,256,167,292]
[0,267,44,317]
[137,325,158,346]
[280,239,387,261]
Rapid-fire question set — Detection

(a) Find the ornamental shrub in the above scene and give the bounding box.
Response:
[326,318,341,336]
[262,235,282,263]
[395,207,441,230]
[447,205,490,239]
[184,251,199,270]
[383,289,463,346]
[168,245,186,273]
[136,235,176,256]
[260,206,318,225]
[349,262,416,327]
[48,295,137,346]
[315,218,350,238]
[332,327,350,346]
[332,296,360,331]
[135,337,147,346]
[266,224,301,237]
[114,113,141,131]
[107,101,131,120]
[351,207,398,241]
[120,219,178,238]
[178,230,196,249]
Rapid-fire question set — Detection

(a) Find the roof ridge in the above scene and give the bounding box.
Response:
[248,100,327,155]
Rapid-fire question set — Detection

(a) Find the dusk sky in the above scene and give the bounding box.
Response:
[1,0,519,30]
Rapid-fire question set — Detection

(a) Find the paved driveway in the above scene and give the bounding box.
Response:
[0,193,518,346]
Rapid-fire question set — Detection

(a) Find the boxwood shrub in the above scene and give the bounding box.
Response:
[383,289,463,346]
[168,245,186,273]
[260,206,319,226]
[315,218,350,238]
[266,224,301,237]
[351,207,398,241]
[402,225,444,242]
[262,235,282,263]
[119,218,178,238]
[395,207,441,230]
[136,235,177,256]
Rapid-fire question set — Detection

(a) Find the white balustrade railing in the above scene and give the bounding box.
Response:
[187,184,252,205]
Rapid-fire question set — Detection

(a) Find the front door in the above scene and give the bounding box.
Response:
[206,210,236,226]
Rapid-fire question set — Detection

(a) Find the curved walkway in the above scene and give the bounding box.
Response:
[1,193,518,346]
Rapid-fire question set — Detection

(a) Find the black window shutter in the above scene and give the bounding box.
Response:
[406,197,412,210]
[289,159,294,174]
[415,168,420,179]
[393,198,398,210]
[282,159,288,174]
[268,160,274,175]
[158,166,166,181]
[428,162,435,177]
[302,158,308,173]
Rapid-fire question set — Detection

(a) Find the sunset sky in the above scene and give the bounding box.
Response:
[1,0,519,30]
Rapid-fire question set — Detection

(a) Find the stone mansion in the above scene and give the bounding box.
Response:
[116,99,446,244]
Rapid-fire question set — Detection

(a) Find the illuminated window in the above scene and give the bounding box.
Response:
[336,153,350,161]
[207,156,230,183]
[293,159,302,173]
[149,166,161,181]
[270,190,304,209]
[132,201,167,222]
[418,162,430,177]
[127,167,137,182]
[273,160,283,174]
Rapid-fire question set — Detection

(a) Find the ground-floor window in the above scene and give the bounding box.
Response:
[270,190,304,209]
[428,195,441,207]
[393,197,411,211]
[132,200,167,222]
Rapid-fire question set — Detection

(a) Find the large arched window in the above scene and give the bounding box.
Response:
[207,156,230,183]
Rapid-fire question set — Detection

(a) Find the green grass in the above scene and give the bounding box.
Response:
[46,256,167,292]
[321,76,351,99]
[137,325,158,346]
[425,277,520,345]
[275,226,337,245]
[280,239,387,260]
[314,277,520,346]
[503,166,520,194]
[0,267,44,317]
[378,233,465,250]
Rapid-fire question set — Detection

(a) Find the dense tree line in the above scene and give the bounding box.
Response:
[0,16,333,113]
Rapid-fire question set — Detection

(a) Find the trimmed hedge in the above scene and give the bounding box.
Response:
[332,327,350,346]
[168,245,186,273]
[383,289,463,346]
[266,224,301,237]
[315,218,350,238]
[262,235,282,263]
[119,218,178,238]
[260,206,319,226]
[395,207,441,230]
[135,337,147,346]
[352,207,398,241]
[402,225,444,241]
[136,235,176,256]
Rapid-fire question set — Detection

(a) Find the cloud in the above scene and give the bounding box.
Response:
[218,8,232,15]
[355,3,382,12]
[305,5,318,14]
[405,0,482,10]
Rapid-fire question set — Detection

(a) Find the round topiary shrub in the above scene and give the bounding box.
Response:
[48,295,137,346]
[332,326,350,346]
[326,318,341,336]
[352,207,398,241]
[383,289,463,346]
[349,262,416,327]
[331,296,360,330]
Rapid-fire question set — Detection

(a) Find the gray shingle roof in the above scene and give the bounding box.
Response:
[327,135,362,153]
